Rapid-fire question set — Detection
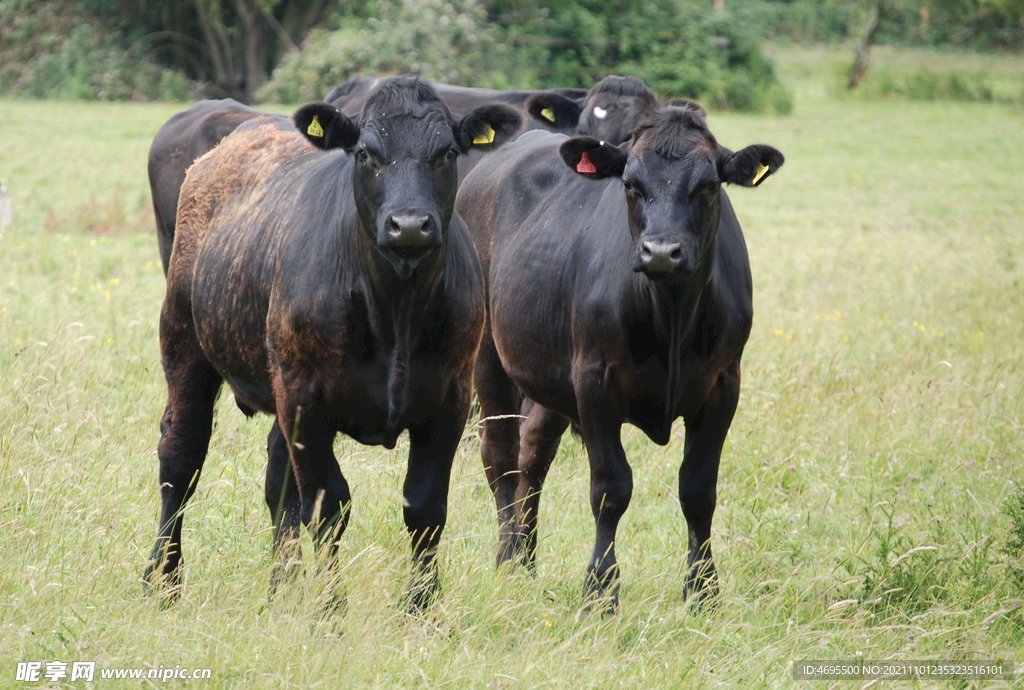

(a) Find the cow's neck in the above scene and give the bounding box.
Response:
[643,254,714,430]
[358,234,448,438]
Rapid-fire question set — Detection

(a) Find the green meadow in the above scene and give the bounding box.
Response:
[1,45,1022,687]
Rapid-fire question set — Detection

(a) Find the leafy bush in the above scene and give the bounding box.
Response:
[260,0,791,113]
[0,0,192,101]
[728,0,857,44]
[529,0,790,112]
[258,0,523,104]
[726,0,1024,51]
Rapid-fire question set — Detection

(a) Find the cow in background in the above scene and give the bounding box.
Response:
[148,99,261,273]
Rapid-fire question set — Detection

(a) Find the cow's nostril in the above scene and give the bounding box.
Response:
[638,239,685,276]
[387,214,432,243]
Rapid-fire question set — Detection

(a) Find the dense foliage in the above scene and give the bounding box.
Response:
[0,0,1021,105]
[260,0,793,112]
[727,0,1023,50]
[0,0,190,100]
[0,0,342,102]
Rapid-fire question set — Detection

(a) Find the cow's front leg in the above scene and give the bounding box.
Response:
[403,379,472,610]
[679,360,740,604]
[575,367,632,614]
[274,390,351,566]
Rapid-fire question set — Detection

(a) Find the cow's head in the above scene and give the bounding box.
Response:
[559,105,783,281]
[294,76,520,277]
[526,76,660,145]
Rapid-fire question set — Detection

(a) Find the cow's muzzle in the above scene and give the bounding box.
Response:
[634,238,685,278]
[379,213,442,276]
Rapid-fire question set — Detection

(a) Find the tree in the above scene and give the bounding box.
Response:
[848,0,882,88]
[82,0,341,102]
[189,0,336,102]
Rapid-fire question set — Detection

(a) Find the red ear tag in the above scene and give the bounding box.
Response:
[576,151,598,174]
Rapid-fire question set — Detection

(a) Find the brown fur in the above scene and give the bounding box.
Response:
[144,80,509,608]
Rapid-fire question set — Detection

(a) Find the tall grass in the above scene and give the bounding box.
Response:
[1,48,1023,686]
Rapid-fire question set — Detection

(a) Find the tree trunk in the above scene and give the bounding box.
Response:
[848,0,882,89]
[187,0,337,103]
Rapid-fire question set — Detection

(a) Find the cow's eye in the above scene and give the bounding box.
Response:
[446,149,458,162]
[356,149,369,163]
[623,180,641,197]
[699,180,720,197]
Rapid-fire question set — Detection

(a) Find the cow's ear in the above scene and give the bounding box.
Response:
[718,144,784,187]
[456,104,521,152]
[525,92,583,130]
[559,136,627,180]
[666,98,707,118]
[294,102,360,151]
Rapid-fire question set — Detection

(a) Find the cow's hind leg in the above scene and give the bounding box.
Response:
[679,360,741,604]
[474,329,523,565]
[144,335,222,599]
[403,378,473,610]
[264,420,302,591]
[515,402,569,568]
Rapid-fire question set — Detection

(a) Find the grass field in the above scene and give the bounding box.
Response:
[2,45,1023,687]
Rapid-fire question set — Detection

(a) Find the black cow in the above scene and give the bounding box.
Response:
[326,78,595,187]
[147,84,587,275]
[325,75,589,123]
[456,106,783,610]
[525,74,707,147]
[144,77,520,608]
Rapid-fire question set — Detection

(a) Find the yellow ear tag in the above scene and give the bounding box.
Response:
[307,115,324,138]
[541,107,555,122]
[472,124,496,145]
[752,162,769,185]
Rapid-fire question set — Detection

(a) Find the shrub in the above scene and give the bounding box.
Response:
[0,0,192,101]
[258,0,522,104]
[260,0,791,113]
[533,1,792,112]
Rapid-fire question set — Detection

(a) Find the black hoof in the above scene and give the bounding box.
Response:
[404,568,441,613]
[142,566,181,607]
[582,572,620,616]
[684,561,719,610]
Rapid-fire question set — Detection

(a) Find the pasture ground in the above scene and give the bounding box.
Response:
[1,45,1023,687]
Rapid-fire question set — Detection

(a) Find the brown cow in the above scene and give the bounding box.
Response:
[144,77,520,608]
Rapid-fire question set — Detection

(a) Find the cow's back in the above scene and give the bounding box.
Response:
[172,117,327,410]
[458,131,637,413]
